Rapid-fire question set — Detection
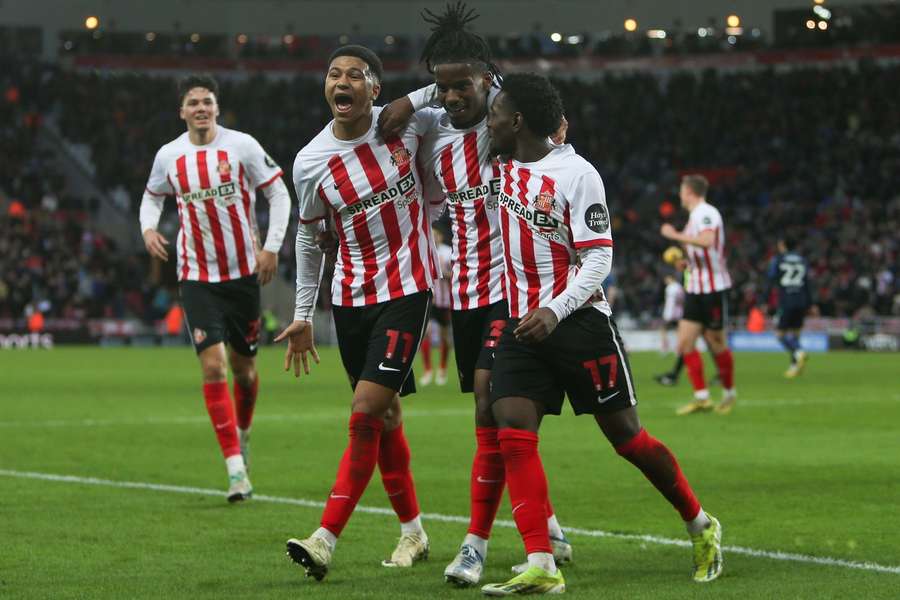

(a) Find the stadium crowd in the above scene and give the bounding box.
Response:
[3,59,899,322]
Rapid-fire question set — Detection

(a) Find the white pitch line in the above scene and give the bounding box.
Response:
[1,469,897,576]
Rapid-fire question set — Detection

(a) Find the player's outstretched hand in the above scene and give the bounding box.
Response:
[660,223,677,240]
[275,320,320,377]
[377,96,415,140]
[514,308,559,343]
[143,229,169,261]
[256,249,278,285]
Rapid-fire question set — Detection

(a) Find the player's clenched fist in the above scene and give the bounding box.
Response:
[275,320,320,377]
[142,229,169,261]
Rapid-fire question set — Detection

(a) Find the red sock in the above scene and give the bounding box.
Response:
[202,382,241,458]
[683,350,707,392]
[320,413,384,536]
[420,336,432,371]
[439,338,449,370]
[714,349,734,389]
[615,429,701,521]
[498,428,552,555]
[378,424,420,523]
[468,427,506,539]
[234,376,258,431]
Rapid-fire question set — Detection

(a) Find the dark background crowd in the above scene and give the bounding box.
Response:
[2,55,898,324]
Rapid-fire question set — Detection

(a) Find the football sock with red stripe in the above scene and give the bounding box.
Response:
[498,428,552,555]
[615,428,701,521]
[468,427,506,539]
[714,349,735,389]
[202,382,241,458]
[420,336,432,372]
[233,376,258,431]
[378,423,420,523]
[320,412,384,537]
[683,350,707,393]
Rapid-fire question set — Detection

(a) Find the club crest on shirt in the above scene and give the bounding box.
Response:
[193,328,207,345]
[217,160,231,177]
[390,146,412,169]
[534,192,555,213]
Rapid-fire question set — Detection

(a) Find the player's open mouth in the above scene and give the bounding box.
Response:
[334,93,354,114]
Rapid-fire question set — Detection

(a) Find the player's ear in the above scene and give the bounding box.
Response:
[481,71,494,90]
[371,81,381,101]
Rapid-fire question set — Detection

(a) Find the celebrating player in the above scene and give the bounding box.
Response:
[480,73,723,595]
[763,235,812,377]
[139,74,290,501]
[660,175,737,415]
[277,45,438,581]
[378,4,573,586]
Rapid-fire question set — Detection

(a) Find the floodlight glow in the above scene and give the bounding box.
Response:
[624,19,638,32]
[85,16,99,30]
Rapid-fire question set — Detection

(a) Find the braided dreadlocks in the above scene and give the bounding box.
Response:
[420,2,500,76]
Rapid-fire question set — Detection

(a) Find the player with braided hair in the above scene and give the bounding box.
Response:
[378,3,572,588]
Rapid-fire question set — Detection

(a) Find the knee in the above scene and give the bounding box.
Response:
[613,427,648,457]
[474,388,496,428]
[201,359,228,383]
[233,367,257,389]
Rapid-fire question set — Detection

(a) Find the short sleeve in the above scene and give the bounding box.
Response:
[145,149,175,196]
[241,134,283,189]
[697,206,721,232]
[292,153,327,224]
[567,169,613,249]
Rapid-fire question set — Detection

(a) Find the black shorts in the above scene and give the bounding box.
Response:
[777,305,807,330]
[451,300,509,393]
[179,275,261,356]
[490,308,637,416]
[430,304,451,327]
[682,291,728,330]
[332,291,431,397]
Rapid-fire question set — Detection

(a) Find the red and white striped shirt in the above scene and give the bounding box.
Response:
[419,109,506,311]
[683,201,732,294]
[293,107,438,307]
[498,145,613,319]
[144,127,283,282]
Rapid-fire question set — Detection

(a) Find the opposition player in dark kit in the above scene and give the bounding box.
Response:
[139,74,290,502]
[480,73,723,595]
[277,45,440,581]
[763,235,813,377]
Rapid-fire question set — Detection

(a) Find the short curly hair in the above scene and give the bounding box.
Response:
[499,73,564,138]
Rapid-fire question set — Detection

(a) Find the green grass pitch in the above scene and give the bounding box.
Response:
[2,347,898,598]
